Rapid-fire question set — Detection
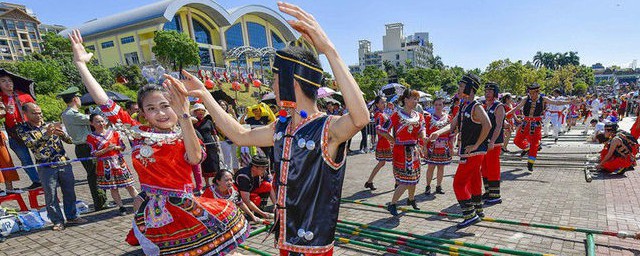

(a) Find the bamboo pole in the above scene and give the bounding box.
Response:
[338,220,552,256]
[341,200,634,239]
[337,225,486,256]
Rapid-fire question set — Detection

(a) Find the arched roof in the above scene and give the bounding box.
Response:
[59,0,299,41]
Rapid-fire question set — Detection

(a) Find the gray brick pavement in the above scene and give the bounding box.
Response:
[1,121,639,255]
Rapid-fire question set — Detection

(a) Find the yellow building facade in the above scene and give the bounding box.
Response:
[60,0,312,70]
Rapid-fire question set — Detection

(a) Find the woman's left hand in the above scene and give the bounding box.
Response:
[163,79,189,115]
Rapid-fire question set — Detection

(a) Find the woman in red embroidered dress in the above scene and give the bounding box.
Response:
[424,97,453,195]
[71,30,248,256]
[87,114,138,216]
[364,95,393,190]
[387,89,427,215]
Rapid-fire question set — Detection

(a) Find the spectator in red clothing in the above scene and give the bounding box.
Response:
[234,155,275,220]
[0,69,40,190]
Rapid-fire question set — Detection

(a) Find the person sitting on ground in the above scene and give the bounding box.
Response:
[17,102,87,231]
[234,155,275,220]
[596,122,638,175]
[202,170,263,224]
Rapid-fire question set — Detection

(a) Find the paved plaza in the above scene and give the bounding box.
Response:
[1,119,640,256]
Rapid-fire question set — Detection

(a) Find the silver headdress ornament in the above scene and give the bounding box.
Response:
[141,65,170,84]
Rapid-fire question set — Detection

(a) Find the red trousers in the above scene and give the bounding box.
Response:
[631,120,640,140]
[280,248,333,256]
[453,155,484,201]
[600,149,634,174]
[601,157,633,173]
[481,146,501,181]
[514,123,542,164]
[249,180,273,206]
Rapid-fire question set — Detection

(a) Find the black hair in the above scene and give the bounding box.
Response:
[432,97,445,104]
[214,169,233,182]
[125,101,137,110]
[501,94,512,104]
[595,133,607,144]
[89,113,100,132]
[62,95,76,104]
[137,84,167,110]
[280,46,321,101]
[374,95,386,105]
[590,118,598,124]
[452,97,460,103]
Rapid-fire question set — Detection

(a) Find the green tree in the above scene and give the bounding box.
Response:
[353,66,387,99]
[111,65,145,90]
[152,30,200,72]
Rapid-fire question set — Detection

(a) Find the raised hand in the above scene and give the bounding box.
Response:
[164,71,207,98]
[277,2,335,54]
[69,29,93,64]
[162,79,189,115]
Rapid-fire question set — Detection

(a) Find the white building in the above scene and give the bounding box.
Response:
[350,22,433,73]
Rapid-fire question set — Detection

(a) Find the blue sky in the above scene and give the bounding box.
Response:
[16,0,640,70]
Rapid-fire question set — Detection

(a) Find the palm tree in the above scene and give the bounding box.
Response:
[567,51,579,66]
[429,55,445,70]
[533,51,543,68]
[541,52,557,70]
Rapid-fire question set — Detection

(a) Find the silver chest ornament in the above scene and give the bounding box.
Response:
[113,122,182,166]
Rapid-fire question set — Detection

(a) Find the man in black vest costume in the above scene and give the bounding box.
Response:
[168,3,369,255]
[507,83,573,172]
[430,74,492,228]
[480,82,505,205]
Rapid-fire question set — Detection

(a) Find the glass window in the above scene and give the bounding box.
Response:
[9,30,16,37]
[29,33,36,39]
[32,42,39,49]
[5,20,14,29]
[225,23,243,49]
[247,22,267,48]
[26,22,35,31]
[271,31,285,49]
[193,20,211,44]
[21,41,29,47]
[86,45,95,51]
[163,15,181,32]
[199,47,212,66]
[0,40,6,46]
[16,21,24,30]
[124,52,139,65]
[121,36,135,44]
[101,41,114,49]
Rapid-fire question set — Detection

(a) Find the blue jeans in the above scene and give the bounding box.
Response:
[38,164,77,224]
[8,137,39,183]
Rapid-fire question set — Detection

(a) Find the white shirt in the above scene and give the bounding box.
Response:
[591,99,602,114]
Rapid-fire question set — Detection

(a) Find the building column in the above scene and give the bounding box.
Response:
[135,30,143,64]
[186,9,195,40]
[115,35,124,65]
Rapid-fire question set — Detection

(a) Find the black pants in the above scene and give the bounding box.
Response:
[75,143,107,210]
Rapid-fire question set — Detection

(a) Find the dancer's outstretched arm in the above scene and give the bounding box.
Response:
[70,29,108,105]
[164,73,275,147]
[278,2,369,145]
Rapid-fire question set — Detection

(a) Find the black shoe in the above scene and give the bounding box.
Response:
[484,197,502,206]
[394,183,399,189]
[554,138,558,143]
[24,182,42,190]
[538,145,542,151]
[476,210,485,218]
[387,204,399,216]
[456,215,480,229]
[520,150,529,157]
[527,162,534,172]
[424,185,431,195]
[407,199,420,210]
[364,182,377,191]
[435,186,445,194]
[118,207,128,216]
